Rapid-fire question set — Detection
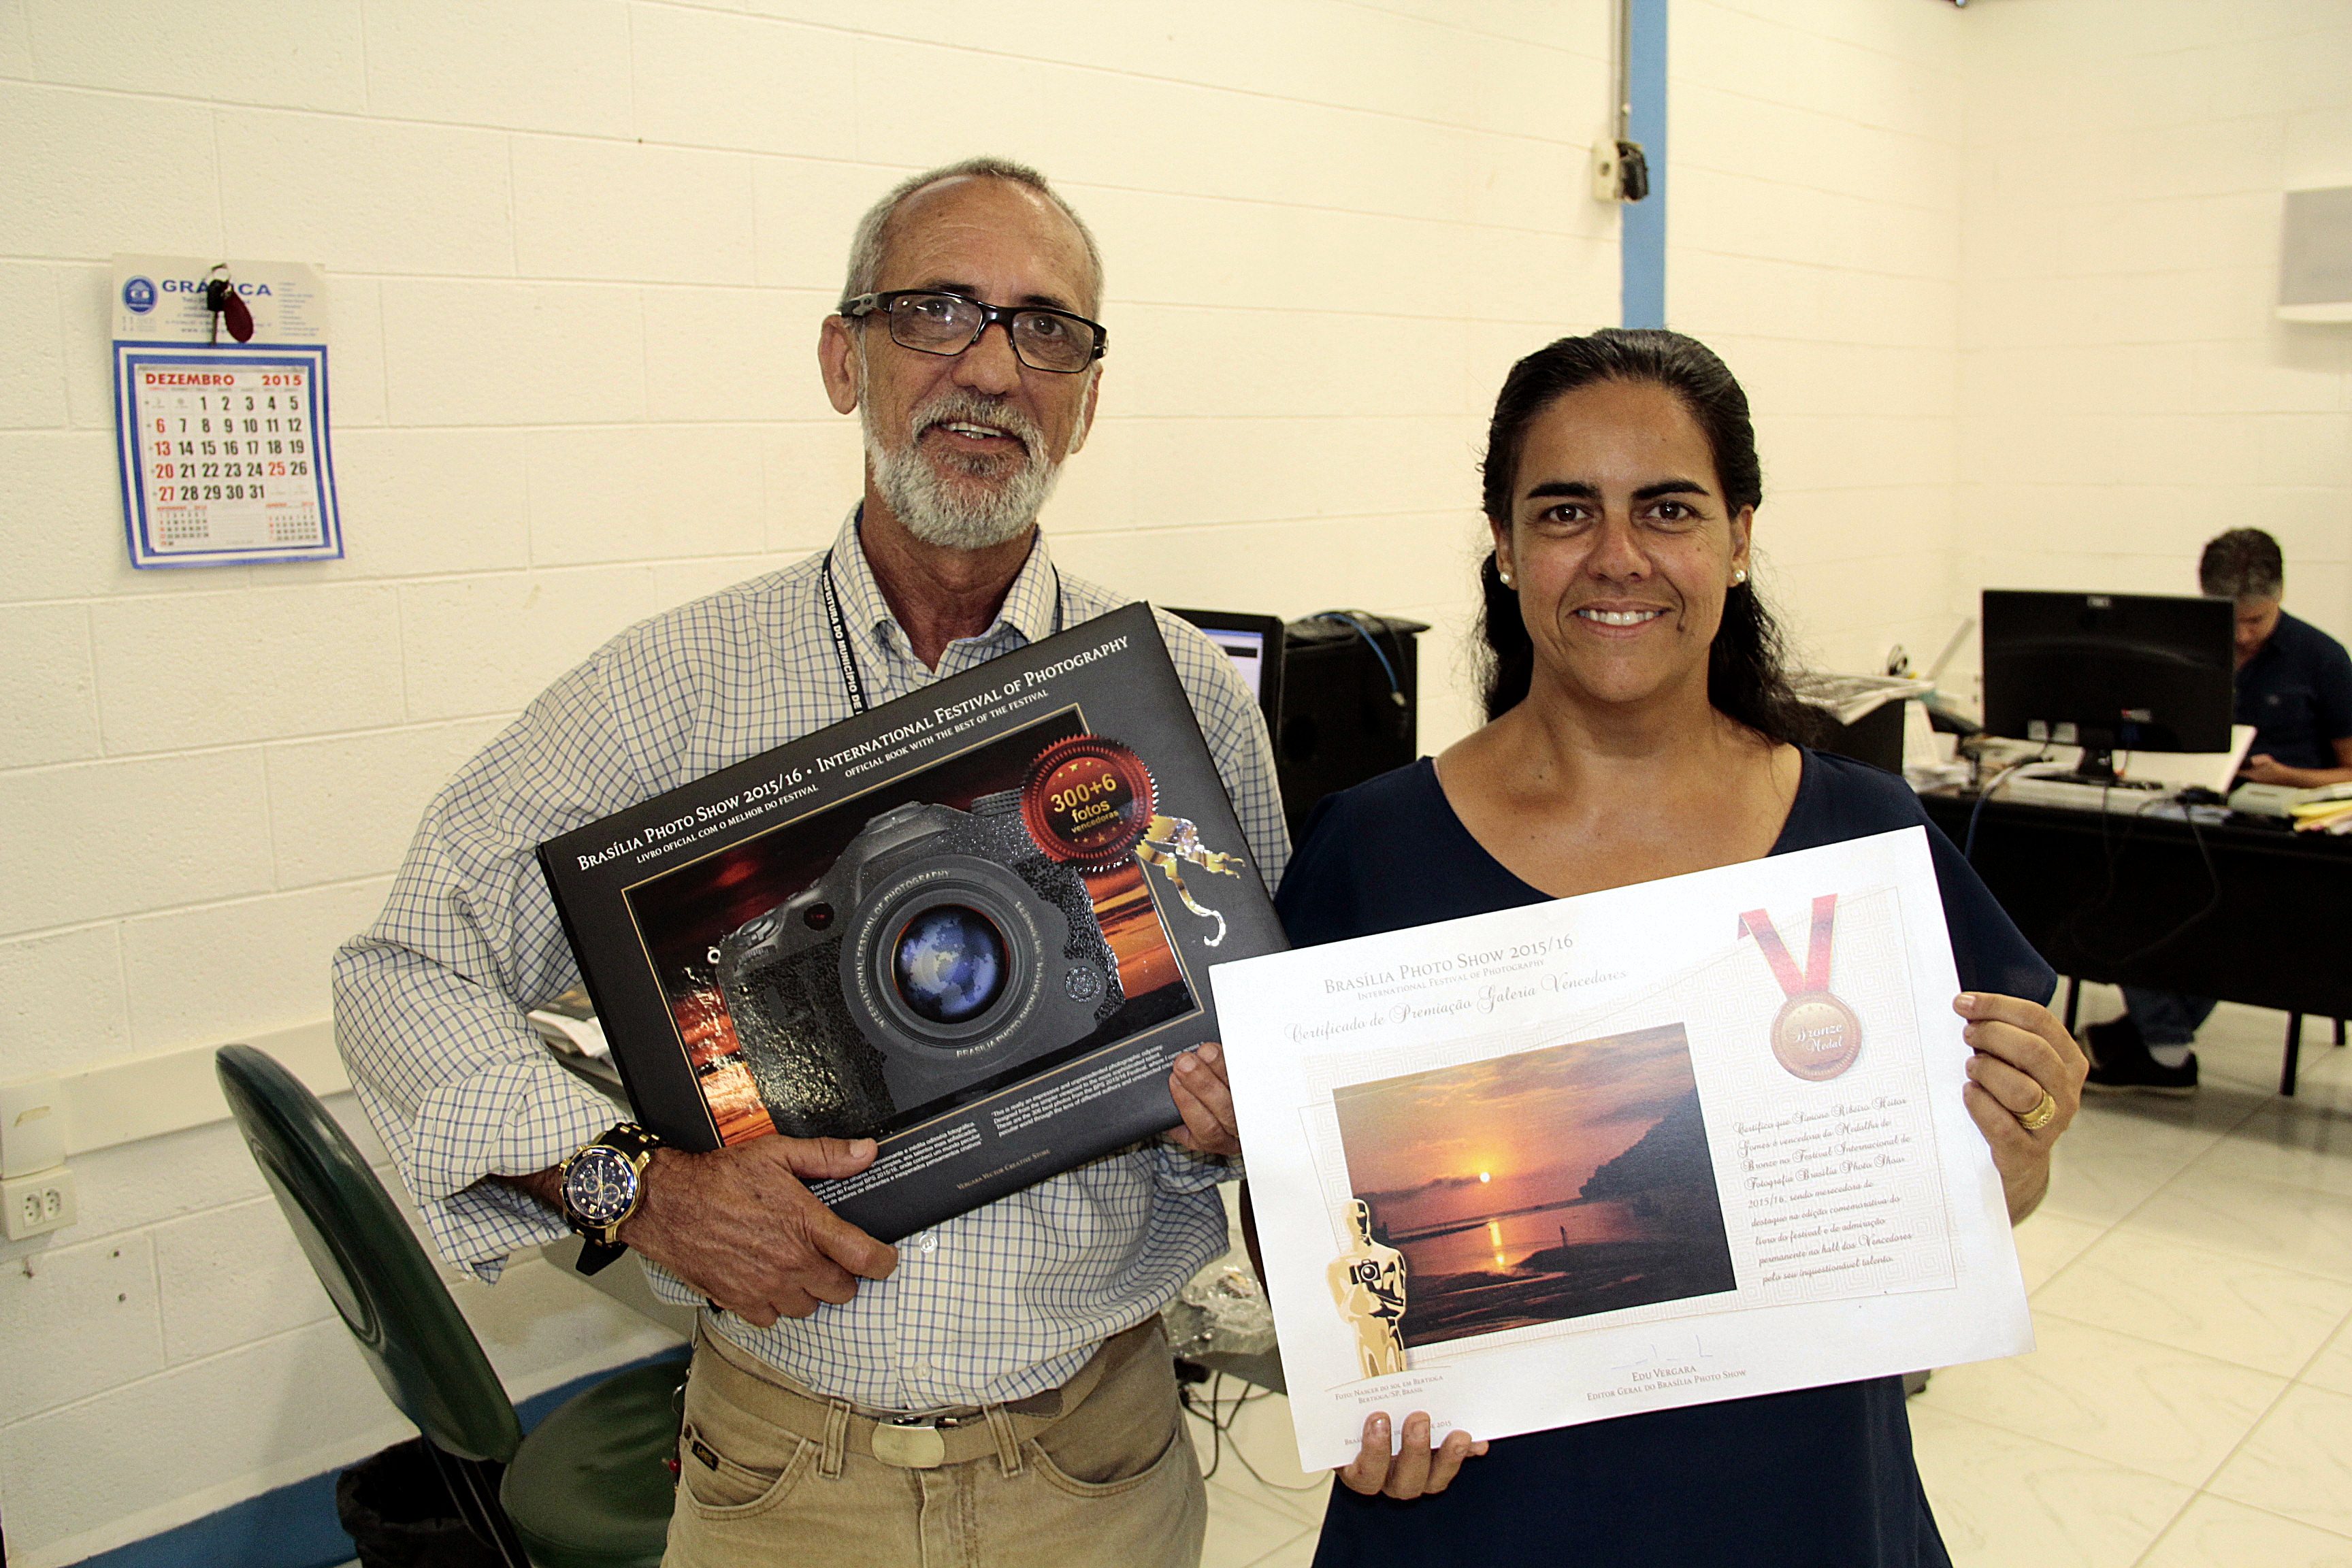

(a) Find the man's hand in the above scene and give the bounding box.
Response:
[1168,1041,1241,1158]
[2241,752,2352,789]
[2240,752,2298,786]
[607,1137,898,1325]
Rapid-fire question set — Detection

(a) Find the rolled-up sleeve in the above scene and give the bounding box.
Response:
[1152,1139,1239,1194]
[333,651,669,1279]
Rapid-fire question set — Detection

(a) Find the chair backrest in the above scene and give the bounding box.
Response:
[216,1045,524,1465]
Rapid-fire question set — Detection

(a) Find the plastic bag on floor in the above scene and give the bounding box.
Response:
[1163,1262,1278,1360]
[335,1438,506,1568]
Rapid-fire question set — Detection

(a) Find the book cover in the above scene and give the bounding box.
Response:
[539,602,1284,1240]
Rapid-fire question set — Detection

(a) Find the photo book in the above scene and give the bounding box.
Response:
[540,602,1285,1241]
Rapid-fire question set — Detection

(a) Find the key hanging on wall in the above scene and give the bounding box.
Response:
[202,263,255,344]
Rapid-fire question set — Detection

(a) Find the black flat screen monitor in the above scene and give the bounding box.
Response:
[1167,608,1285,728]
[1980,589,2234,757]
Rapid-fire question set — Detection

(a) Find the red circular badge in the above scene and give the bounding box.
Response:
[1020,735,1157,870]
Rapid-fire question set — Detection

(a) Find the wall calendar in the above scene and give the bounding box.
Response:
[110,255,342,570]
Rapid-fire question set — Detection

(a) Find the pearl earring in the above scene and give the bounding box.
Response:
[1731,568,1748,586]
[1499,567,1514,587]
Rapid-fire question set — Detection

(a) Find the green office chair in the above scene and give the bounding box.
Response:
[216,1044,684,1568]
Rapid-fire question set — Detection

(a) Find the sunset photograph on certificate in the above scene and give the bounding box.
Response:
[1333,1024,1737,1350]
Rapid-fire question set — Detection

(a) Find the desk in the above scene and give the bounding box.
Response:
[1919,791,2352,1093]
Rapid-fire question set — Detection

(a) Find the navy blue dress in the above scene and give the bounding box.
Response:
[1283,751,2055,1568]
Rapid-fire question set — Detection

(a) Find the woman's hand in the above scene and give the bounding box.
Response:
[1167,1041,1242,1158]
[1337,1411,1487,1499]
[1956,992,2087,1224]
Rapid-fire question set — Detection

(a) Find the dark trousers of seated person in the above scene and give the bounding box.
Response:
[2123,987,2216,1056]
[663,1317,1205,1567]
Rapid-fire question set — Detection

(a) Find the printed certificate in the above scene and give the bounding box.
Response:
[1211,826,2031,1470]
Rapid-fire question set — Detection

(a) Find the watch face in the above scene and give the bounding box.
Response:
[563,1145,639,1226]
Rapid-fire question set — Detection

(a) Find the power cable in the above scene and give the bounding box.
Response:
[1179,1372,1327,1494]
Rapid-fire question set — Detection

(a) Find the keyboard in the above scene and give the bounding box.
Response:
[1997,775,2170,814]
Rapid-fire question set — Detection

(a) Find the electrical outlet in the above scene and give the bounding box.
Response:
[3,1166,76,1241]
[1592,136,1624,202]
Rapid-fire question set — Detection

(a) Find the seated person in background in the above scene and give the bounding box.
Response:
[2087,526,2352,1093]
[333,157,1281,1568]
[1258,328,2084,1568]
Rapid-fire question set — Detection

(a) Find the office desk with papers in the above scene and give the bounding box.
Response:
[1918,789,2352,1093]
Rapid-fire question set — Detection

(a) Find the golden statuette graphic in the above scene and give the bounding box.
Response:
[1136,813,1244,946]
[1327,1198,1410,1377]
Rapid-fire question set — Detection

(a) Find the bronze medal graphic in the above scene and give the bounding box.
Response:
[1740,894,1863,1083]
[1769,991,1863,1081]
[1020,735,1158,871]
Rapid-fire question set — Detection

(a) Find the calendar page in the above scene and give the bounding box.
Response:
[111,255,342,569]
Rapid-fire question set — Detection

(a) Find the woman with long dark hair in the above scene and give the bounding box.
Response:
[1271,329,2086,1567]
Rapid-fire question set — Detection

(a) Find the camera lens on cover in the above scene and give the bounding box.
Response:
[715,790,1128,1133]
[892,905,1009,1024]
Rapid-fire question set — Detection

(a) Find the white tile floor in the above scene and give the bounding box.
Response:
[1186,1370,1333,1568]
[1196,995,2352,1568]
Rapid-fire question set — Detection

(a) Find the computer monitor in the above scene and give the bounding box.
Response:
[1166,608,1286,728]
[1979,589,2235,774]
[1271,612,1428,841]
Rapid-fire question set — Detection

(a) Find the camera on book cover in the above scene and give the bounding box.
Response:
[715,789,1124,1137]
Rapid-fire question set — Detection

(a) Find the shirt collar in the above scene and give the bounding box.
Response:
[2244,617,2287,674]
[830,506,1062,654]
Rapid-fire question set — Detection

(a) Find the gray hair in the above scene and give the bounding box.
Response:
[2199,527,2285,600]
[840,157,1105,317]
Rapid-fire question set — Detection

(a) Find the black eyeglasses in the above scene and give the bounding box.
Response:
[838,290,1108,374]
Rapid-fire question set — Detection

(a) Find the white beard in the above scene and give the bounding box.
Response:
[862,389,1063,551]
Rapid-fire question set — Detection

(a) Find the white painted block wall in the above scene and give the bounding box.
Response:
[1672,0,2352,697]
[1954,0,2352,702]
[1669,0,1970,681]
[0,3,1616,1562]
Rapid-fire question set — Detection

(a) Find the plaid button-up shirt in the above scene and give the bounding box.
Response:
[334,512,1289,1409]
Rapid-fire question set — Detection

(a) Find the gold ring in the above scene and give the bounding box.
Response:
[2019,1090,2058,1132]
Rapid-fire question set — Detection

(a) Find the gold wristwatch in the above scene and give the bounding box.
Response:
[558,1122,660,1275]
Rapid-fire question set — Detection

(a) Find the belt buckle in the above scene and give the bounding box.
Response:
[872,1418,949,1469]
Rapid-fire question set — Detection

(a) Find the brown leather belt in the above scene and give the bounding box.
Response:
[693,1317,1160,1471]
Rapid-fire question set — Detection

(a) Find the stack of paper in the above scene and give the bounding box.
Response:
[2292,796,2352,834]
[527,987,611,1060]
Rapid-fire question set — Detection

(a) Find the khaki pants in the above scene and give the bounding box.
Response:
[662,1319,1206,1568]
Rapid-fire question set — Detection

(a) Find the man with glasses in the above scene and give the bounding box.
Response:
[336,159,1280,1566]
